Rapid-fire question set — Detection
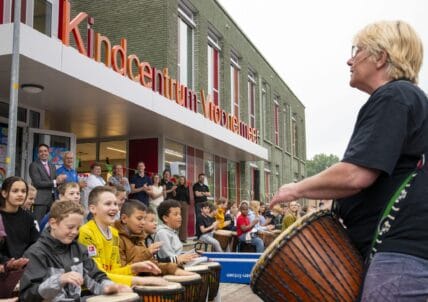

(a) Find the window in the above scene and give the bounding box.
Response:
[33,0,52,36]
[262,83,269,139]
[284,103,291,152]
[274,99,280,146]
[248,71,256,128]
[177,4,194,88]
[204,152,215,198]
[292,116,298,156]
[264,169,270,203]
[164,140,186,177]
[228,161,237,201]
[208,30,220,106]
[230,53,240,117]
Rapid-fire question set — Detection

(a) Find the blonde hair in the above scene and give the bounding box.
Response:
[353,20,423,83]
[28,184,37,194]
[50,200,84,222]
[249,200,260,212]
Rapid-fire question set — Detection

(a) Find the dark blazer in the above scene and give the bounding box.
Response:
[29,159,57,206]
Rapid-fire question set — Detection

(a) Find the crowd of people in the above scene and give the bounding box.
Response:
[1,143,320,301]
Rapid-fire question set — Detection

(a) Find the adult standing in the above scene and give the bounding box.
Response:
[148,174,164,211]
[82,162,106,211]
[271,21,428,300]
[160,169,176,200]
[29,144,66,221]
[108,164,131,195]
[130,162,152,207]
[174,176,190,243]
[193,173,210,214]
[56,151,87,189]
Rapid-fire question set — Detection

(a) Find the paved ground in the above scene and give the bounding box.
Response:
[219,283,262,302]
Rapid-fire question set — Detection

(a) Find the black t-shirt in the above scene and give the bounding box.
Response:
[0,208,39,259]
[161,179,175,200]
[336,80,428,260]
[195,214,215,238]
[193,182,209,204]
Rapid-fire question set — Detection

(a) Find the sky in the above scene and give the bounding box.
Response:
[217,0,428,159]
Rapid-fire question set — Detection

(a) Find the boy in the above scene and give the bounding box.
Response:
[196,202,222,252]
[154,200,199,265]
[78,186,167,286]
[236,202,264,253]
[114,185,127,220]
[114,200,193,276]
[20,200,130,301]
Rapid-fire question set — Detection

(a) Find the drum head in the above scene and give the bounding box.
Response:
[183,265,210,273]
[163,274,202,283]
[203,261,221,269]
[214,230,233,236]
[134,282,183,294]
[87,292,139,302]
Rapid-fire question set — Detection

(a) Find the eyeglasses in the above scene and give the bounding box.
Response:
[351,45,363,58]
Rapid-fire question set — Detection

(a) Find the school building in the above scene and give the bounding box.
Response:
[0,0,306,232]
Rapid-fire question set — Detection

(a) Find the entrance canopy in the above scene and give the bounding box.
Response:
[0,24,268,162]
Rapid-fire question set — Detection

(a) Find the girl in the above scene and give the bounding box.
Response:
[148,174,164,212]
[0,177,39,260]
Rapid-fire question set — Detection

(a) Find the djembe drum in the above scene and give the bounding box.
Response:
[87,292,139,302]
[133,282,184,302]
[251,210,363,302]
[203,261,222,302]
[163,274,202,302]
[184,265,211,302]
[214,229,233,251]
[259,229,281,247]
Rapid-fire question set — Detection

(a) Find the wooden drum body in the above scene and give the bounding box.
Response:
[259,230,281,248]
[87,292,139,302]
[204,261,222,302]
[251,210,363,302]
[133,283,184,302]
[184,265,211,302]
[163,274,202,302]
[214,230,233,250]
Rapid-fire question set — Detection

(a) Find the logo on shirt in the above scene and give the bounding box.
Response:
[87,245,97,257]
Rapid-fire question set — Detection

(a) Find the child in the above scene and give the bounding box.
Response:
[154,200,199,265]
[20,200,130,301]
[196,202,222,252]
[282,201,301,231]
[0,177,39,260]
[249,200,274,233]
[39,182,81,231]
[143,207,159,248]
[236,202,264,253]
[21,185,37,212]
[114,200,193,276]
[114,185,127,220]
[214,198,231,230]
[78,186,166,286]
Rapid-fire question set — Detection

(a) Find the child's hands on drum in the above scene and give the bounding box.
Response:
[131,261,162,275]
[133,276,169,286]
[270,183,300,209]
[174,268,196,276]
[103,284,133,294]
[177,253,198,264]
[148,241,162,255]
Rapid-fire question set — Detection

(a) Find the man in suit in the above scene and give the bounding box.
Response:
[29,144,66,221]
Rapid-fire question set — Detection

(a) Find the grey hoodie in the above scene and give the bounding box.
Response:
[154,224,182,263]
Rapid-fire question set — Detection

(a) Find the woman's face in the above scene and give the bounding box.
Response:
[2,181,27,209]
[347,44,378,94]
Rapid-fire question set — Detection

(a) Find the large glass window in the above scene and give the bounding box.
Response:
[164,140,186,177]
[228,162,237,201]
[230,54,240,117]
[178,9,194,89]
[274,99,280,146]
[292,116,298,156]
[33,0,52,36]
[204,152,214,198]
[248,72,256,128]
[208,31,220,106]
[264,170,271,203]
[76,143,96,174]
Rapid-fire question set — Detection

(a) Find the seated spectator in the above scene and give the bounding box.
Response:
[282,201,301,231]
[148,174,164,212]
[258,201,268,226]
[196,202,222,252]
[114,200,193,277]
[83,163,106,211]
[78,186,167,287]
[0,177,39,260]
[21,185,37,212]
[108,164,131,196]
[214,198,231,230]
[236,202,264,253]
[154,200,199,265]
[268,204,284,230]
[20,200,131,301]
[142,208,157,248]
[224,200,238,231]
[39,182,81,231]
[249,200,274,234]
[0,215,28,299]
[114,185,127,221]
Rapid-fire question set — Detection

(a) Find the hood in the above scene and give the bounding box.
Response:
[113,220,145,240]
[38,227,76,254]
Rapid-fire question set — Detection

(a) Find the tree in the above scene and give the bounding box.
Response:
[306,153,340,177]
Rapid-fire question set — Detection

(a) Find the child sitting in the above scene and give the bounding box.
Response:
[196,202,223,252]
[0,177,39,260]
[78,186,167,286]
[236,202,264,253]
[154,200,199,265]
[114,200,193,276]
[114,185,127,221]
[214,198,231,230]
[20,200,130,301]
[21,185,37,212]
